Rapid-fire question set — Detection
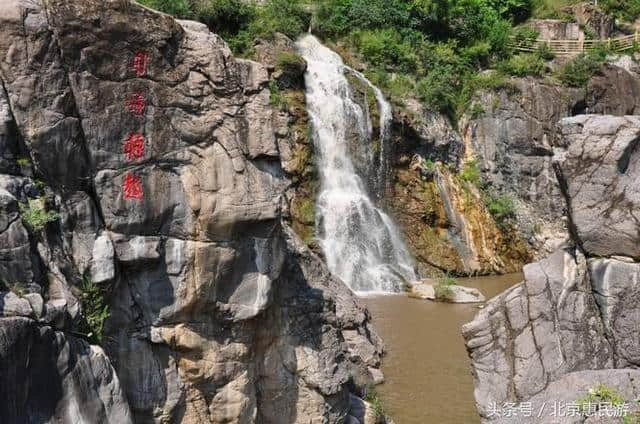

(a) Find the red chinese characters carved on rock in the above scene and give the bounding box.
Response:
[133,51,149,77]
[125,93,146,116]
[123,133,145,161]
[123,172,143,200]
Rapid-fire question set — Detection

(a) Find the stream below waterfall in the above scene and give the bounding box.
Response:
[296,33,522,424]
[364,273,523,424]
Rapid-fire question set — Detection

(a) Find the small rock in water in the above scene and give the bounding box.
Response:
[409,279,486,303]
[408,281,436,300]
[447,285,486,303]
[368,366,385,385]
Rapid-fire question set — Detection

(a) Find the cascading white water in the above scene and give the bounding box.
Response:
[296,34,417,294]
[343,67,392,199]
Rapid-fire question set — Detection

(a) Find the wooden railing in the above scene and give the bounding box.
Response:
[509,32,639,56]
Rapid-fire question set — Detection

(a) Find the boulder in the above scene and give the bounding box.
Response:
[447,285,486,303]
[554,115,640,258]
[411,279,485,303]
[0,317,132,424]
[410,282,436,300]
[463,248,613,419]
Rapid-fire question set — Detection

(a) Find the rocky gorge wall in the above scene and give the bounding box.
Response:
[0,1,383,423]
[461,61,640,260]
[463,115,640,422]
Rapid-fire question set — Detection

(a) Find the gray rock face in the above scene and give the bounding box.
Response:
[464,78,581,255]
[491,369,640,424]
[0,299,132,423]
[393,98,463,169]
[465,114,640,422]
[465,66,640,257]
[0,0,383,422]
[589,257,640,368]
[555,115,640,258]
[586,65,640,115]
[463,248,613,419]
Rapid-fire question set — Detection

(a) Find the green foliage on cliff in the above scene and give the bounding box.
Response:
[499,53,546,76]
[269,81,288,110]
[138,0,310,55]
[277,52,306,73]
[79,278,110,345]
[138,0,192,17]
[19,197,60,232]
[485,192,515,224]
[16,157,31,169]
[531,0,577,19]
[460,160,482,186]
[556,44,610,87]
[364,387,386,420]
[599,0,640,21]
[577,384,625,414]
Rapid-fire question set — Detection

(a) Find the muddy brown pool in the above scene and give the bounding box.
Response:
[364,273,523,424]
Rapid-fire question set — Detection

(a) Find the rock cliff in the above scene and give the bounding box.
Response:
[0,0,382,423]
[462,63,640,259]
[463,115,640,422]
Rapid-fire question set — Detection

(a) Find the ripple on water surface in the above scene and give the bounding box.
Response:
[364,273,523,424]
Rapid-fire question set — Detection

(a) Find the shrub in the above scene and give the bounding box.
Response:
[364,387,385,420]
[531,0,577,19]
[191,0,256,37]
[448,0,507,46]
[269,81,287,110]
[251,0,310,40]
[137,0,192,18]
[557,45,609,87]
[486,192,515,224]
[470,103,486,119]
[277,52,306,73]
[387,74,416,105]
[16,157,30,168]
[512,25,539,48]
[79,278,110,345]
[424,159,436,171]
[499,53,545,77]
[487,0,535,22]
[416,65,458,117]
[352,29,420,73]
[460,160,482,185]
[461,41,493,68]
[19,197,59,232]
[536,42,555,61]
[577,384,625,415]
[314,0,414,37]
[139,0,309,56]
[471,71,518,93]
[297,197,315,224]
[434,274,456,301]
[599,0,640,22]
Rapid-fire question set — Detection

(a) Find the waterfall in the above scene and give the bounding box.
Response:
[343,67,392,199]
[296,34,417,294]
